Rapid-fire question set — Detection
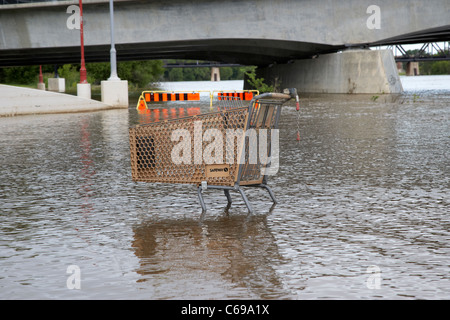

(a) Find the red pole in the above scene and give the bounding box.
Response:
[39,65,43,84]
[79,0,87,84]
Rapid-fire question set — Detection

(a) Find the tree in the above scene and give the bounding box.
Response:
[220,67,233,80]
[56,60,165,89]
[58,64,81,89]
[245,69,274,93]
[117,60,165,87]
[430,61,450,75]
[0,65,45,85]
[86,62,110,84]
[167,68,183,81]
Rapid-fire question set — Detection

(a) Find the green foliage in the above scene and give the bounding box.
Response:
[166,68,183,81]
[235,66,255,80]
[86,62,110,84]
[220,67,233,80]
[164,66,211,81]
[0,61,278,90]
[244,68,274,93]
[58,64,82,89]
[419,60,450,75]
[117,60,165,87]
[430,61,450,75]
[162,60,255,82]
[84,60,165,88]
[0,65,52,85]
[0,60,165,89]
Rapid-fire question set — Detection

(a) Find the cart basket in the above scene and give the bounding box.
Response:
[129,89,298,213]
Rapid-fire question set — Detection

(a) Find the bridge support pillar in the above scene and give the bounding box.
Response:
[406,62,420,76]
[211,67,220,81]
[101,80,128,107]
[250,49,403,94]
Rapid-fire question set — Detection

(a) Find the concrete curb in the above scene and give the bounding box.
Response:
[0,84,125,116]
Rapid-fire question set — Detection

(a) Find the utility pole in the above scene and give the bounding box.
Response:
[108,0,120,81]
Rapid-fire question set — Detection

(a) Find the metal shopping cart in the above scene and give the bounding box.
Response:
[129,88,298,213]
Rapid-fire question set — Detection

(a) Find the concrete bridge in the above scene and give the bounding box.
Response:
[1,0,449,93]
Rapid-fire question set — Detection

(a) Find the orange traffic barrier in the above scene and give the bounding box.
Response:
[137,90,259,111]
[137,97,147,111]
[217,91,256,101]
[143,92,200,102]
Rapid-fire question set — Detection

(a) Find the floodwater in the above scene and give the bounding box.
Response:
[0,76,449,299]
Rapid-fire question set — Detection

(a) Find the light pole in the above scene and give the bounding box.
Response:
[101,0,128,107]
[108,0,120,81]
[79,0,87,84]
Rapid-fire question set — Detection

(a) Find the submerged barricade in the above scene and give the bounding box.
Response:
[129,88,299,213]
[136,89,259,111]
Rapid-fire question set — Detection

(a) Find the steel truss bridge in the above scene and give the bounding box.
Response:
[388,42,450,62]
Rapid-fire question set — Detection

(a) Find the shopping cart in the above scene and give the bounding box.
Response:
[129,88,298,213]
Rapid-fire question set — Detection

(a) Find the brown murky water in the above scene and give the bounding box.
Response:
[0,77,449,299]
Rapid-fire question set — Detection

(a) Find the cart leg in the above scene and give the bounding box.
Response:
[198,186,207,212]
[262,184,277,204]
[224,189,232,205]
[237,188,253,214]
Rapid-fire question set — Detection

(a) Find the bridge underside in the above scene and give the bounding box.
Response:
[0,0,449,68]
[0,39,341,68]
[1,26,449,68]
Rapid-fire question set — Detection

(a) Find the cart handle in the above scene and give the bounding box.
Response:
[252,88,298,101]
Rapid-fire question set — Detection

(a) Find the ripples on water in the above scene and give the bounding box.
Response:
[0,78,449,299]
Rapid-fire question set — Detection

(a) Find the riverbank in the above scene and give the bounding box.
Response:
[0,84,121,117]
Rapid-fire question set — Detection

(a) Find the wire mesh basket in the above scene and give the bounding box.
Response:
[129,89,298,213]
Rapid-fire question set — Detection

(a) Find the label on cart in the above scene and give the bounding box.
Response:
[206,164,231,178]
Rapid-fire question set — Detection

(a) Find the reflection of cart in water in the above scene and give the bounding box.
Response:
[132,214,288,297]
[129,88,299,213]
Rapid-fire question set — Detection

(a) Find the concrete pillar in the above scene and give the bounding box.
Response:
[101,80,128,107]
[48,78,65,93]
[211,67,220,81]
[396,62,404,74]
[250,49,403,94]
[406,62,420,76]
[77,83,91,99]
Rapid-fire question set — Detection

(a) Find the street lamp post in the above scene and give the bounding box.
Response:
[101,0,128,107]
[38,65,45,90]
[79,0,87,84]
[77,0,91,99]
[108,0,120,81]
